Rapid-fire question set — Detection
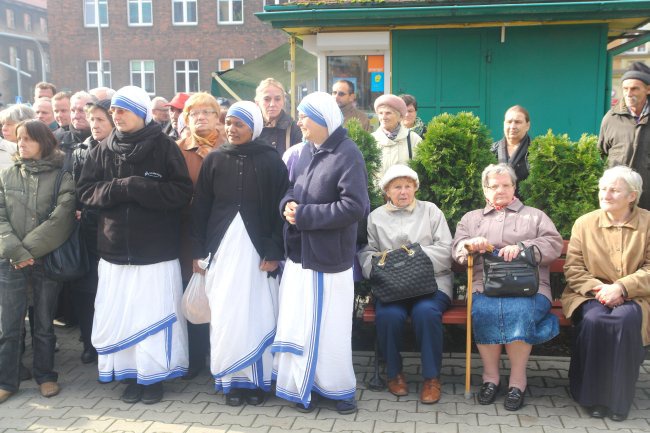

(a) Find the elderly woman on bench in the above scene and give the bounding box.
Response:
[359,164,453,405]
[562,166,650,422]
[452,163,562,411]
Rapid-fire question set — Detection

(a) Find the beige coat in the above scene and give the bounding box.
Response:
[561,207,650,345]
[452,199,563,301]
[372,127,422,185]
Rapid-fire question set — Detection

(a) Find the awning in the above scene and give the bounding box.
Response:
[211,42,316,102]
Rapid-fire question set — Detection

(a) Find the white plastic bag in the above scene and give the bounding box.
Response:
[181,254,211,324]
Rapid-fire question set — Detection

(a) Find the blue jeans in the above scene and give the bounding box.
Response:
[0,259,61,392]
[376,291,451,379]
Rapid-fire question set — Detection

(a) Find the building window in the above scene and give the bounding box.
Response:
[625,43,648,55]
[87,61,112,89]
[218,0,243,24]
[172,0,197,25]
[6,8,15,29]
[84,0,108,27]
[26,49,35,71]
[40,17,47,34]
[129,0,153,26]
[264,0,289,5]
[175,60,200,93]
[9,47,17,67]
[218,58,244,72]
[130,60,155,95]
[23,13,32,32]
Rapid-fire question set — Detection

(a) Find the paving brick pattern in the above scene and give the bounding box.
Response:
[1,326,649,433]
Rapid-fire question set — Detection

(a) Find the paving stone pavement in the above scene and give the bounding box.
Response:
[1,325,649,433]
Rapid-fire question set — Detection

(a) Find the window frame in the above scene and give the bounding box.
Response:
[172,0,197,26]
[128,0,153,27]
[174,59,200,93]
[130,60,156,95]
[84,0,109,28]
[217,58,245,72]
[26,49,35,71]
[86,60,112,90]
[218,0,243,25]
[23,12,32,32]
[6,8,15,29]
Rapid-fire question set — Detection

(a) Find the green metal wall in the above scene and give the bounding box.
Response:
[392,24,608,140]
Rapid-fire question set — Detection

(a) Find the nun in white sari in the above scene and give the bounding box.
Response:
[191,101,289,406]
[275,92,370,414]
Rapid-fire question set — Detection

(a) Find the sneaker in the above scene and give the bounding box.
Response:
[141,382,164,405]
[335,398,357,415]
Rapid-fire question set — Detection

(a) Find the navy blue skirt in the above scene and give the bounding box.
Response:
[472,293,559,345]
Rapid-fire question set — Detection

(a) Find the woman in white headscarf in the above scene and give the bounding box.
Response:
[191,101,289,407]
[274,92,370,414]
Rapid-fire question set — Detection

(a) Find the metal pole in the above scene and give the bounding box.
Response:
[95,0,104,87]
[16,57,22,102]
[289,34,296,119]
[0,33,47,82]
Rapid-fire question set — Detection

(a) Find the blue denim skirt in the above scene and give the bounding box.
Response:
[471,293,559,345]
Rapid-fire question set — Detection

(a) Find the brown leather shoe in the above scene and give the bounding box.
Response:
[420,378,441,404]
[0,389,13,404]
[40,382,60,398]
[387,373,408,396]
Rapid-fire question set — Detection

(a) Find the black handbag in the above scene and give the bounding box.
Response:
[482,242,541,297]
[370,243,438,303]
[42,161,89,282]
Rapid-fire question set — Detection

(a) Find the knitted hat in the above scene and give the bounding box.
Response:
[380,164,420,191]
[621,61,650,85]
[374,94,408,117]
[111,86,152,123]
[226,101,263,140]
[297,91,343,135]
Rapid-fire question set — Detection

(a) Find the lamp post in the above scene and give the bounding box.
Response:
[95,0,104,87]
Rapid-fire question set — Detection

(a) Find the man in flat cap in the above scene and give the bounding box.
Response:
[599,61,650,208]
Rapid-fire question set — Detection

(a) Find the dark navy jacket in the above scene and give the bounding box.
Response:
[280,126,370,273]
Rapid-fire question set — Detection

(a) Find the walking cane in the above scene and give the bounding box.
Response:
[464,243,494,399]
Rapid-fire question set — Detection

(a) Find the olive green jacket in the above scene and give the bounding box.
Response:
[0,151,76,263]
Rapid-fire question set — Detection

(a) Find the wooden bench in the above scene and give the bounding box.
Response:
[361,240,571,390]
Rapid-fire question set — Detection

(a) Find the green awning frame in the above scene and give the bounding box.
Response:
[210,41,317,102]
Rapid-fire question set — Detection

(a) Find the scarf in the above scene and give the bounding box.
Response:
[486,196,515,212]
[185,130,220,159]
[383,123,401,140]
[108,121,162,164]
[410,117,426,138]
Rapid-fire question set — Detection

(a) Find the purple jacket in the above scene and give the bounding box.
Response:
[280,126,370,273]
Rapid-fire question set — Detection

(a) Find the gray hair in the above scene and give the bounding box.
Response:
[71,91,97,105]
[0,104,36,124]
[599,165,643,207]
[481,163,517,187]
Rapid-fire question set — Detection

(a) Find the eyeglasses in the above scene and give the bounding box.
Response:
[332,91,348,97]
[188,109,218,118]
[485,184,514,191]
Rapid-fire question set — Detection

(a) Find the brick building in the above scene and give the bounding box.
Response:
[0,0,50,105]
[48,0,288,99]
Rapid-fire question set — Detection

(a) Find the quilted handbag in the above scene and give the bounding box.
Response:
[482,242,541,297]
[43,163,89,282]
[370,243,438,303]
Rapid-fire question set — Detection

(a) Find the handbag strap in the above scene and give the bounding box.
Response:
[517,241,542,266]
[48,149,73,216]
[407,132,412,159]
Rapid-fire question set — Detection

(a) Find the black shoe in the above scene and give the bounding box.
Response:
[141,382,164,404]
[588,405,608,418]
[477,382,499,405]
[335,398,357,415]
[610,412,628,422]
[81,347,98,364]
[295,393,319,413]
[504,387,525,411]
[181,365,203,380]
[19,362,31,381]
[121,382,144,404]
[225,389,244,407]
[245,389,266,406]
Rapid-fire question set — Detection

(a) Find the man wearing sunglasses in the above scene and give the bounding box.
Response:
[332,79,370,131]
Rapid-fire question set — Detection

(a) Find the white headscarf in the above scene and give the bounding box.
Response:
[297,91,343,136]
[111,85,153,124]
[226,101,263,140]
